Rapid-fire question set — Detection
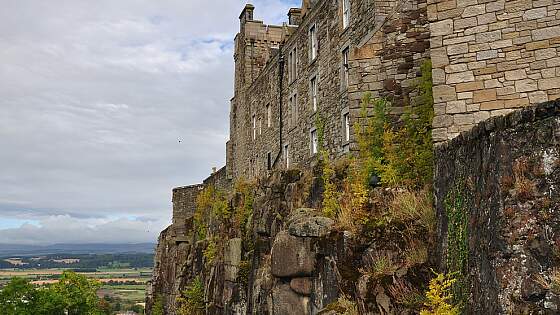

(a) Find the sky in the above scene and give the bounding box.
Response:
[0,0,299,245]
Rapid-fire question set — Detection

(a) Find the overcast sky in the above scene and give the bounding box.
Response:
[0,0,298,245]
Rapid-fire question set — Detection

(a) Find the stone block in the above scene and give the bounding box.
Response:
[432,128,448,142]
[489,39,512,49]
[528,91,549,103]
[534,48,557,61]
[525,40,550,51]
[456,81,484,92]
[477,12,497,24]
[454,113,474,125]
[431,19,454,36]
[457,92,473,99]
[532,26,560,41]
[433,68,446,84]
[433,114,454,128]
[523,7,547,20]
[486,0,505,12]
[538,78,560,90]
[454,17,477,30]
[515,79,538,92]
[480,100,505,110]
[505,69,527,81]
[504,98,529,108]
[476,30,502,43]
[446,100,467,113]
[477,50,498,61]
[462,4,486,17]
[447,71,475,84]
[431,47,450,68]
[445,64,468,73]
[473,110,490,123]
[473,89,497,102]
[447,43,469,55]
[433,85,458,102]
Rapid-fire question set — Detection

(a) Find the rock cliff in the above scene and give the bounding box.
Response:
[147,99,560,315]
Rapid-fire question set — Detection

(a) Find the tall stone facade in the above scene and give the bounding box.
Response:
[228,0,431,180]
[430,0,560,141]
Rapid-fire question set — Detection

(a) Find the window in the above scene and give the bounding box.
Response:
[342,47,349,89]
[288,48,297,83]
[267,152,272,170]
[252,114,256,140]
[310,76,318,112]
[266,104,271,127]
[309,25,318,61]
[311,129,318,154]
[342,0,350,29]
[343,112,350,142]
[258,118,262,135]
[289,93,298,127]
[284,144,290,168]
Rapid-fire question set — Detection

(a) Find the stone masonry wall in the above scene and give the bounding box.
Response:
[229,0,431,181]
[434,99,560,313]
[430,0,560,142]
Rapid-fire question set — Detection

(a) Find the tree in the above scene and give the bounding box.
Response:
[0,277,36,315]
[51,271,101,315]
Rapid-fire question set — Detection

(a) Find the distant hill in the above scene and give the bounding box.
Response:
[0,243,155,257]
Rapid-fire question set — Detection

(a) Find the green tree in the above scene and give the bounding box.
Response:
[51,271,101,315]
[0,277,37,315]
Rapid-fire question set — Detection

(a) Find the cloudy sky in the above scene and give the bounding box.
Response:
[0,0,298,245]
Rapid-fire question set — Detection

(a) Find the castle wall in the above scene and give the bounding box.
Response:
[434,99,560,313]
[229,0,432,181]
[430,0,560,141]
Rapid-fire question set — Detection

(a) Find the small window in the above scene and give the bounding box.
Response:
[342,47,349,89]
[309,25,318,61]
[252,114,256,140]
[343,112,350,142]
[289,94,298,127]
[267,152,272,170]
[258,118,262,135]
[342,0,350,29]
[310,76,318,112]
[284,144,290,168]
[288,48,298,83]
[266,104,272,127]
[311,129,318,154]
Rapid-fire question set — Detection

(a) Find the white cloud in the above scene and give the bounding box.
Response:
[0,0,300,244]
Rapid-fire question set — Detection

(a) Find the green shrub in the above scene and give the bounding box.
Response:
[177,277,205,315]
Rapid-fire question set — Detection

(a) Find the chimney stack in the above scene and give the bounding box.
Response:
[288,8,302,25]
[239,4,255,25]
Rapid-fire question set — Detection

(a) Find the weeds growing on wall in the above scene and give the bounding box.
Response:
[444,183,469,311]
[195,185,229,239]
[203,238,218,265]
[232,178,255,238]
[177,277,205,315]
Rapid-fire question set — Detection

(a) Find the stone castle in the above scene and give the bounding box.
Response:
[148,0,560,313]
[172,0,559,227]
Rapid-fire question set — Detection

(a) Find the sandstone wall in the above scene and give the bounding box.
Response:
[434,99,560,313]
[430,0,560,141]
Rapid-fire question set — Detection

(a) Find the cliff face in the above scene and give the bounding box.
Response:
[146,166,434,315]
[147,100,560,315]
